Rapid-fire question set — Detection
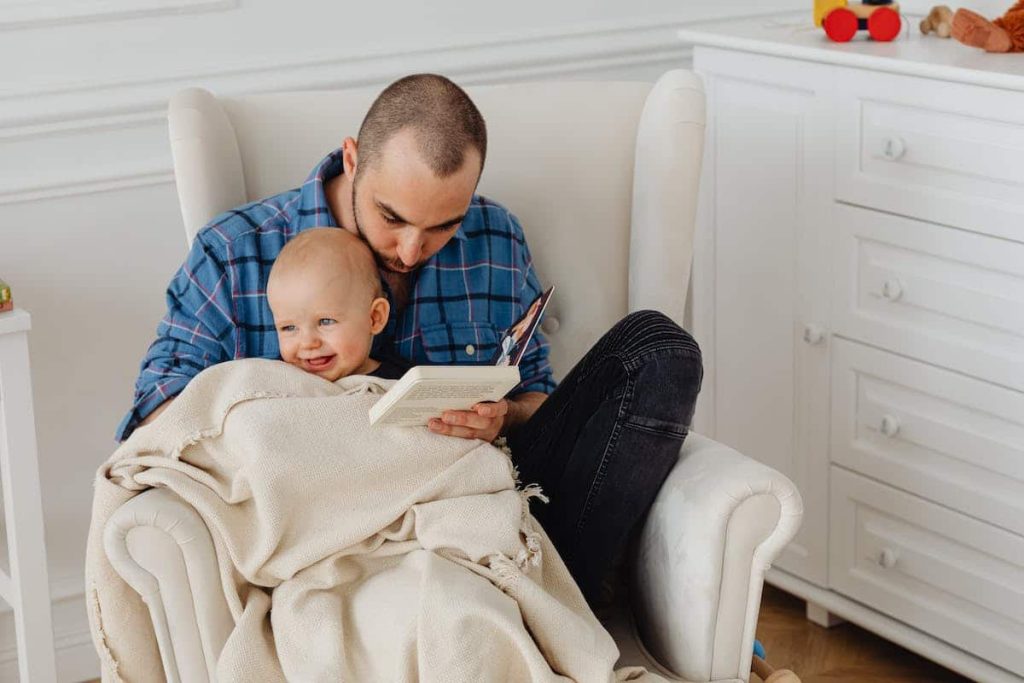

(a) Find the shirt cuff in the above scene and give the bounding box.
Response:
[115,376,190,441]
[511,372,557,396]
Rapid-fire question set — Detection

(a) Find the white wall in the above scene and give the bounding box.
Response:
[0,0,799,679]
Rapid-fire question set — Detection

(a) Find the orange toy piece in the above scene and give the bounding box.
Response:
[953,1,1024,52]
[752,654,802,683]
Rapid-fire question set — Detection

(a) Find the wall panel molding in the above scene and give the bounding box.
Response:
[0,0,236,31]
[0,19,693,204]
[0,109,173,204]
[1,17,694,129]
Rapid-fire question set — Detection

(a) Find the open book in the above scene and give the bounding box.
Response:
[369,287,554,427]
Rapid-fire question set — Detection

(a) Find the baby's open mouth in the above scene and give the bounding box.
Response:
[303,355,336,369]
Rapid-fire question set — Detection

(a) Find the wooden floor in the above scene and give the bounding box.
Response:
[752,584,972,683]
[86,585,975,683]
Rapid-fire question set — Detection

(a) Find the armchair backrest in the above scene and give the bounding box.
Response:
[167,72,705,377]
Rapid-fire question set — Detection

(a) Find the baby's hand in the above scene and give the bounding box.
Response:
[428,401,508,442]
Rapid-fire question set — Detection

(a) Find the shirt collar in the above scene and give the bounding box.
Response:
[296,147,466,241]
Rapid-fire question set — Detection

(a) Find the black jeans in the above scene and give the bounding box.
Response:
[507,310,703,607]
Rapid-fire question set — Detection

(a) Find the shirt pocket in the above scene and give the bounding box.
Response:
[420,321,503,365]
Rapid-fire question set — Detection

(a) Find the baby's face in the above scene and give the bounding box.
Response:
[269,272,381,382]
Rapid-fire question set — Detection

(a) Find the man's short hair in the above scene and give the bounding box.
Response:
[355,74,487,182]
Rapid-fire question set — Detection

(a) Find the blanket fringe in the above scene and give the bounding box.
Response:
[519,483,549,507]
[515,530,543,570]
[488,553,522,595]
[88,583,125,683]
[515,485,548,570]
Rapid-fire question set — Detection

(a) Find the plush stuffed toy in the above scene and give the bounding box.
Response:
[921,5,954,37]
[953,1,1024,51]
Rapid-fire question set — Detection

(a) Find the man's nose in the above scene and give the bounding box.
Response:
[397,233,424,266]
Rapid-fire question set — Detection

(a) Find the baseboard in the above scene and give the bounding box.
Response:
[0,575,98,682]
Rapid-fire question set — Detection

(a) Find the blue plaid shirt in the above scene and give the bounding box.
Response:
[117,149,555,440]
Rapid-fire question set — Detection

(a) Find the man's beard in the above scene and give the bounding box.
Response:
[351,184,419,274]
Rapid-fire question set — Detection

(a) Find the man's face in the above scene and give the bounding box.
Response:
[350,129,480,274]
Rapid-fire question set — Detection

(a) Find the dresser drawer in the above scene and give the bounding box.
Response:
[831,338,1024,535]
[835,69,1024,242]
[829,466,1024,674]
[833,203,1024,392]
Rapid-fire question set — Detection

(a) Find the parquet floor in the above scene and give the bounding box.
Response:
[752,584,972,683]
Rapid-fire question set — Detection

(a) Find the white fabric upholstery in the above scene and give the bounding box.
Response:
[107,71,804,682]
[169,73,698,374]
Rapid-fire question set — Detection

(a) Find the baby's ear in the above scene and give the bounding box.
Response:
[370,296,390,334]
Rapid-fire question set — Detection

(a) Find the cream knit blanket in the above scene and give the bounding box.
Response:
[86,359,667,682]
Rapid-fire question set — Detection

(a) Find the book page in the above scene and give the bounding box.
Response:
[403,381,509,401]
[371,377,519,426]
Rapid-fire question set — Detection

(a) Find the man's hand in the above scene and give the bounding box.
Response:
[428,392,547,442]
[429,400,508,442]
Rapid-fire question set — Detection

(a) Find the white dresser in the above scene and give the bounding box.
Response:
[680,13,1024,683]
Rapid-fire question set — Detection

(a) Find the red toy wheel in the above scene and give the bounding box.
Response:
[868,6,901,41]
[823,8,859,42]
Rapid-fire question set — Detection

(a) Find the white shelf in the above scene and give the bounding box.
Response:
[0,309,30,337]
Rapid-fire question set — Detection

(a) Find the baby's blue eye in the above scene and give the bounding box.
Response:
[279,325,295,333]
[319,318,336,326]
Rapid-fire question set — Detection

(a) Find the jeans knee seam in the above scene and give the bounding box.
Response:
[623,344,702,373]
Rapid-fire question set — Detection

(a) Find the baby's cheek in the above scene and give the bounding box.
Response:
[277,337,297,363]
[341,337,371,363]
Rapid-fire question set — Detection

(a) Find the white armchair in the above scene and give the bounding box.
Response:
[105,71,802,682]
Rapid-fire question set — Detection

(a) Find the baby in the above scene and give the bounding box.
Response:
[267,227,408,382]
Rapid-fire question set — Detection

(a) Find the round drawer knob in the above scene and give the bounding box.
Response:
[882,278,904,302]
[540,316,561,334]
[802,323,826,346]
[880,414,901,438]
[878,548,898,569]
[882,136,907,161]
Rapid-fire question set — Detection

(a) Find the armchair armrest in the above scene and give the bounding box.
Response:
[632,433,803,683]
[104,487,233,683]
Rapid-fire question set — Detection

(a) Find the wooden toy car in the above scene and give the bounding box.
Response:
[815,0,902,42]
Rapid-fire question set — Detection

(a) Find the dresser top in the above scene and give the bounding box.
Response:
[678,11,1024,92]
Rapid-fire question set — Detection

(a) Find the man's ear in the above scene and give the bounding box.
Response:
[342,137,359,178]
[369,296,390,334]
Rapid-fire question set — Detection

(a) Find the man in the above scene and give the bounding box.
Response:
[120,74,702,607]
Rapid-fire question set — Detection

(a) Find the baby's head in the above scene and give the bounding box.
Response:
[268,228,389,382]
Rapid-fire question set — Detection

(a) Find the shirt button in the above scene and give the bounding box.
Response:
[465,344,476,356]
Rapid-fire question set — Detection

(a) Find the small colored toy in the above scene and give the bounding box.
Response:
[953,1,1024,52]
[920,5,954,37]
[0,279,12,313]
[815,0,903,42]
[751,639,801,682]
